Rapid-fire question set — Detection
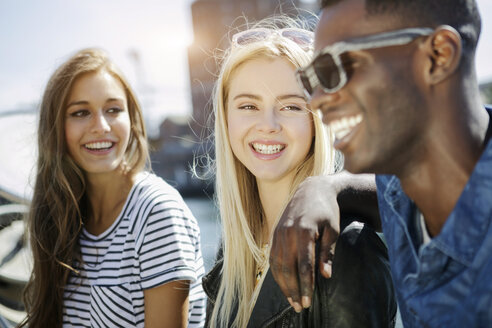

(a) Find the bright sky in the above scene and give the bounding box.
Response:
[0,0,194,137]
[0,0,491,137]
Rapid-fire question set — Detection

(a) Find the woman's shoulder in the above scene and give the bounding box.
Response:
[128,172,201,246]
[130,172,186,206]
[134,171,179,195]
[125,172,196,226]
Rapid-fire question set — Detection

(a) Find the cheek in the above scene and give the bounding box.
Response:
[64,121,79,154]
[294,117,315,153]
[227,117,242,156]
[118,114,132,144]
[226,111,246,155]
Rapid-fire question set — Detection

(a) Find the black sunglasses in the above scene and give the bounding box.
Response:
[297,27,434,98]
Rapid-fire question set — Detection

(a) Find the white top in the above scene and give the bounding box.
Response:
[418,209,432,247]
[62,172,206,327]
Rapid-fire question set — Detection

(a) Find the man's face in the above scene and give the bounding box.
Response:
[311,0,428,175]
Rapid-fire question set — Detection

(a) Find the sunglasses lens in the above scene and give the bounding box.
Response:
[281,30,313,48]
[235,30,269,46]
[297,71,313,96]
[313,54,340,91]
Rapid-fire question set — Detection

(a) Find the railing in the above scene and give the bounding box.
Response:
[0,202,29,327]
[0,111,36,327]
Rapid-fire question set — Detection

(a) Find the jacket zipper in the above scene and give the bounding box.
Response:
[261,305,292,328]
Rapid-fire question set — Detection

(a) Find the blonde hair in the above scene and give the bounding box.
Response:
[210,17,336,327]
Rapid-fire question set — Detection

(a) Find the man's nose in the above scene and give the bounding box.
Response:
[309,87,341,113]
[310,88,342,125]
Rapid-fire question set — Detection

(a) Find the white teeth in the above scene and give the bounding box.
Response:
[85,141,113,150]
[329,114,362,140]
[252,143,285,155]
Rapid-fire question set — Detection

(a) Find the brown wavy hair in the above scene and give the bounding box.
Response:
[20,48,150,328]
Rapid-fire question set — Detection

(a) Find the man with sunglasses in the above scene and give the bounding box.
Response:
[270,0,492,327]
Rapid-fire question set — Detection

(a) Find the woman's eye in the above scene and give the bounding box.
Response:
[238,104,257,110]
[283,105,303,112]
[107,107,123,114]
[70,109,90,117]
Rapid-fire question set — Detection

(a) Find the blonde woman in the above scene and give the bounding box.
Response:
[21,48,205,328]
[203,18,397,327]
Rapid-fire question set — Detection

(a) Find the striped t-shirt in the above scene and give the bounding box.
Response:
[62,172,206,327]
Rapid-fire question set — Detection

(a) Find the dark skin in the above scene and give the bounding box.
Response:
[269,172,379,311]
[270,0,489,312]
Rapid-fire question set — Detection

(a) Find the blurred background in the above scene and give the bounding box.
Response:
[1,0,491,192]
[0,0,491,198]
[0,0,491,325]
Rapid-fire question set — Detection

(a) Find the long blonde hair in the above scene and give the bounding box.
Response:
[22,48,150,328]
[210,17,336,327]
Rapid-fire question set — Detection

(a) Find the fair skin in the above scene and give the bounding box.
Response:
[64,70,189,328]
[270,0,489,312]
[227,57,314,238]
[65,70,132,234]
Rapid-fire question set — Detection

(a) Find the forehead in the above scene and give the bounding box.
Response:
[69,70,126,101]
[314,0,399,51]
[228,57,302,98]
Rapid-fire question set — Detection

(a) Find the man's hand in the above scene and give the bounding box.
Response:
[269,175,340,312]
[269,172,378,312]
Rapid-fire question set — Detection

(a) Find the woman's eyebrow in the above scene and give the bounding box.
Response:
[66,97,124,109]
[232,94,305,101]
[232,93,261,101]
[277,94,306,101]
[105,97,125,103]
[66,100,89,109]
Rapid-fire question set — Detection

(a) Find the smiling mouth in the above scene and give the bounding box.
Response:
[84,141,114,151]
[329,114,363,140]
[251,143,285,155]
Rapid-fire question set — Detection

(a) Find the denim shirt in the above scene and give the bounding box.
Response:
[376,106,492,328]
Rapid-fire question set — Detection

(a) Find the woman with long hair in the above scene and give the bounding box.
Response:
[203,17,397,327]
[22,48,206,328]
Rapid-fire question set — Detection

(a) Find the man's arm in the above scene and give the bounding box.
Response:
[337,172,380,231]
[269,172,379,312]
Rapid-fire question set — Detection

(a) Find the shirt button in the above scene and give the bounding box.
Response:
[410,308,417,315]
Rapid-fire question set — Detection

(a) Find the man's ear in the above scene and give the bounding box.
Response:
[423,25,462,85]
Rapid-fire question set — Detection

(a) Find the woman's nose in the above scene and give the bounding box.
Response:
[256,109,280,133]
[91,112,111,133]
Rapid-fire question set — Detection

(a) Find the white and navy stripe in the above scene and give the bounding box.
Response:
[62,172,206,327]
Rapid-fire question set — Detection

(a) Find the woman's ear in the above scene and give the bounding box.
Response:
[423,25,462,85]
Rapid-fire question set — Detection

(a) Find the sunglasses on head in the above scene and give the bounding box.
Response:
[232,27,314,51]
[297,27,434,98]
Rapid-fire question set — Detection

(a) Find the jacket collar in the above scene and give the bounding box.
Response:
[247,269,291,328]
[202,258,223,304]
[203,260,291,327]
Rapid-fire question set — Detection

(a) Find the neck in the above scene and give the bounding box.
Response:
[84,169,135,235]
[256,176,293,241]
[398,92,489,236]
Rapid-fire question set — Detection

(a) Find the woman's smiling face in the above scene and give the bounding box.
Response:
[227,57,314,185]
[64,70,131,177]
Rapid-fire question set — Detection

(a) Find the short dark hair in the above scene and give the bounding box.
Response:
[320,0,481,53]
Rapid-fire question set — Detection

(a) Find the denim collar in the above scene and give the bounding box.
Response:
[381,106,492,266]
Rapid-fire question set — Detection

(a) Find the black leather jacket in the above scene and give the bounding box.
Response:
[203,222,397,327]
